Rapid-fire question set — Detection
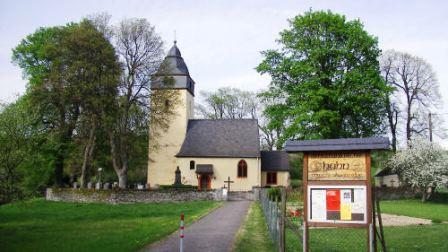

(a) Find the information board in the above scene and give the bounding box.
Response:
[308,185,367,224]
[308,152,366,180]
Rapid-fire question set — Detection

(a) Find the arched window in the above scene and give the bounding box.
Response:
[237,160,247,178]
[190,160,195,170]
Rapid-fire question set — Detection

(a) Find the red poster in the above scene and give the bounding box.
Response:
[326,189,340,211]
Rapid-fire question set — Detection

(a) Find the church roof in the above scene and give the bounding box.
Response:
[261,151,290,172]
[284,137,390,152]
[151,41,195,95]
[161,41,190,75]
[176,119,260,158]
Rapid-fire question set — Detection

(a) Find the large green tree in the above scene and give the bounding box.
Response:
[257,10,390,146]
[12,20,120,187]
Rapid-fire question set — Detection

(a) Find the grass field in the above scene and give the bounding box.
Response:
[233,202,274,252]
[0,199,221,252]
[285,224,448,251]
[283,196,448,251]
[380,199,448,221]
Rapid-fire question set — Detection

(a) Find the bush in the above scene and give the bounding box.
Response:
[159,184,198,191]
[290,179,302,189]
[268,187,281,201]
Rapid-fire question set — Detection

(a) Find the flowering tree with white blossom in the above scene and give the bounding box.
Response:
[388,137,448,202]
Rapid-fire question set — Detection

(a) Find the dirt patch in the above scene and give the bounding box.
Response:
[377,213,432,226]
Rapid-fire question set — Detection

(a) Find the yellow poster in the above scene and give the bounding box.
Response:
[340,203,352,220]
[308,152,366,180]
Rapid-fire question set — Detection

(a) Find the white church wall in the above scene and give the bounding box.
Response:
[177,157,261,191]
[147,89,193,187]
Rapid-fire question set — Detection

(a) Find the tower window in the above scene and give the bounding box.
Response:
[237,160,247,178]
[165,99,170,107]
[190,160,195,170]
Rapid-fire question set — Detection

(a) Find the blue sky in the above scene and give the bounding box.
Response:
[1,0,447,145]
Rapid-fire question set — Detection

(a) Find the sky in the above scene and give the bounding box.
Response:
[0,0,447,146]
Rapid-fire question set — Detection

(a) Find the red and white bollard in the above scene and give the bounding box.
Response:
[180,213,184,252]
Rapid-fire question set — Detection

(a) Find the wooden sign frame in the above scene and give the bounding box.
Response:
[303,150,372,251]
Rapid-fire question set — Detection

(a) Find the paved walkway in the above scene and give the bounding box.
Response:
[146,201,251,252]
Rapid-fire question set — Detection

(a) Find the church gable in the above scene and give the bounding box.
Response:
[176,119,260,158]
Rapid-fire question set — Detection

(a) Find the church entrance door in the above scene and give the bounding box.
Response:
[199,175,211,191]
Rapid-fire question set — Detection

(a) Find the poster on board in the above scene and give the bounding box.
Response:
[308,185,367,224]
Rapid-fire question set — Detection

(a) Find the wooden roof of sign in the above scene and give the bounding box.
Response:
[284,137,389,152]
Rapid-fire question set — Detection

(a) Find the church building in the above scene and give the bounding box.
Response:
[147,41,290,191]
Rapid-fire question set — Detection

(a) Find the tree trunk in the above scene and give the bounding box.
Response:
[54,152,65,187]
[80,123,96,188]
[406,99,412,142]
[421,188,432,203]
[421,191,427,202]
[386,97,398,152]
[109,132,128,189]
[118,171,127,189]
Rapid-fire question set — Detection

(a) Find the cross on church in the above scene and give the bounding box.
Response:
[224,176,234,192]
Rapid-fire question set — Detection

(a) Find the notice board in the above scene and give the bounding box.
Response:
[308,185,367,224]
[284,137,390,252]
[303,151,371,228]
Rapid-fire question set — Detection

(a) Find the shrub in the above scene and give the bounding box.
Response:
[159,184,198,191]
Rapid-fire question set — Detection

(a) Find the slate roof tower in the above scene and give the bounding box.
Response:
[148,41,196,187]
[151,40,195,96]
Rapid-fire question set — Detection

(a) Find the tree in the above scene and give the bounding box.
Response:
[387,137,448,202]
[380,54,400,152]
[0,101,28,203]
[197,87,280,150]
[380,50,443,145]
[107,18,178,188]
[0,97,53,203]
[12,20,121,187]
[257,10,390,146]
[197,87,258,119]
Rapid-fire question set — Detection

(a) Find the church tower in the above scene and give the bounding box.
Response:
[147,41,195,187]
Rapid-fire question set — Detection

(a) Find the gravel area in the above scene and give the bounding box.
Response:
[377,213,432,226]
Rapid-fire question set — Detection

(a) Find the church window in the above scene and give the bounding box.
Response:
[237,160,247,178]
[267,172,277,185]
[190,160,195,170]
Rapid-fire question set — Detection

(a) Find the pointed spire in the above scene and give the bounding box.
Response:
[174,30,177,45]
[167,41,182,57]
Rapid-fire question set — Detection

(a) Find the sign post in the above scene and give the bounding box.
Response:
[180,213,184,252]
[285,138,389,252]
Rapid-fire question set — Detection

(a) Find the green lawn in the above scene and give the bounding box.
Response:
[233,202,274,252]
[0,198,221,252]
[282,199,448,251]
[286,224,448,251]
[380,199,448,221]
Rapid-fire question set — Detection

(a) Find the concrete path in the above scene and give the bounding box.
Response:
[146,201,251,252]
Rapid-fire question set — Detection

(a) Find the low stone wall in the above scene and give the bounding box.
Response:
[375,187,417,200]
[46,188,226,204]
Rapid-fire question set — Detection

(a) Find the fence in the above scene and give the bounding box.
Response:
[259,188,286,251]
[259,187,447,252]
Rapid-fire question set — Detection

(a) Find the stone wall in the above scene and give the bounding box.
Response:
[375,187,417,200]
[46,188,227,204]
